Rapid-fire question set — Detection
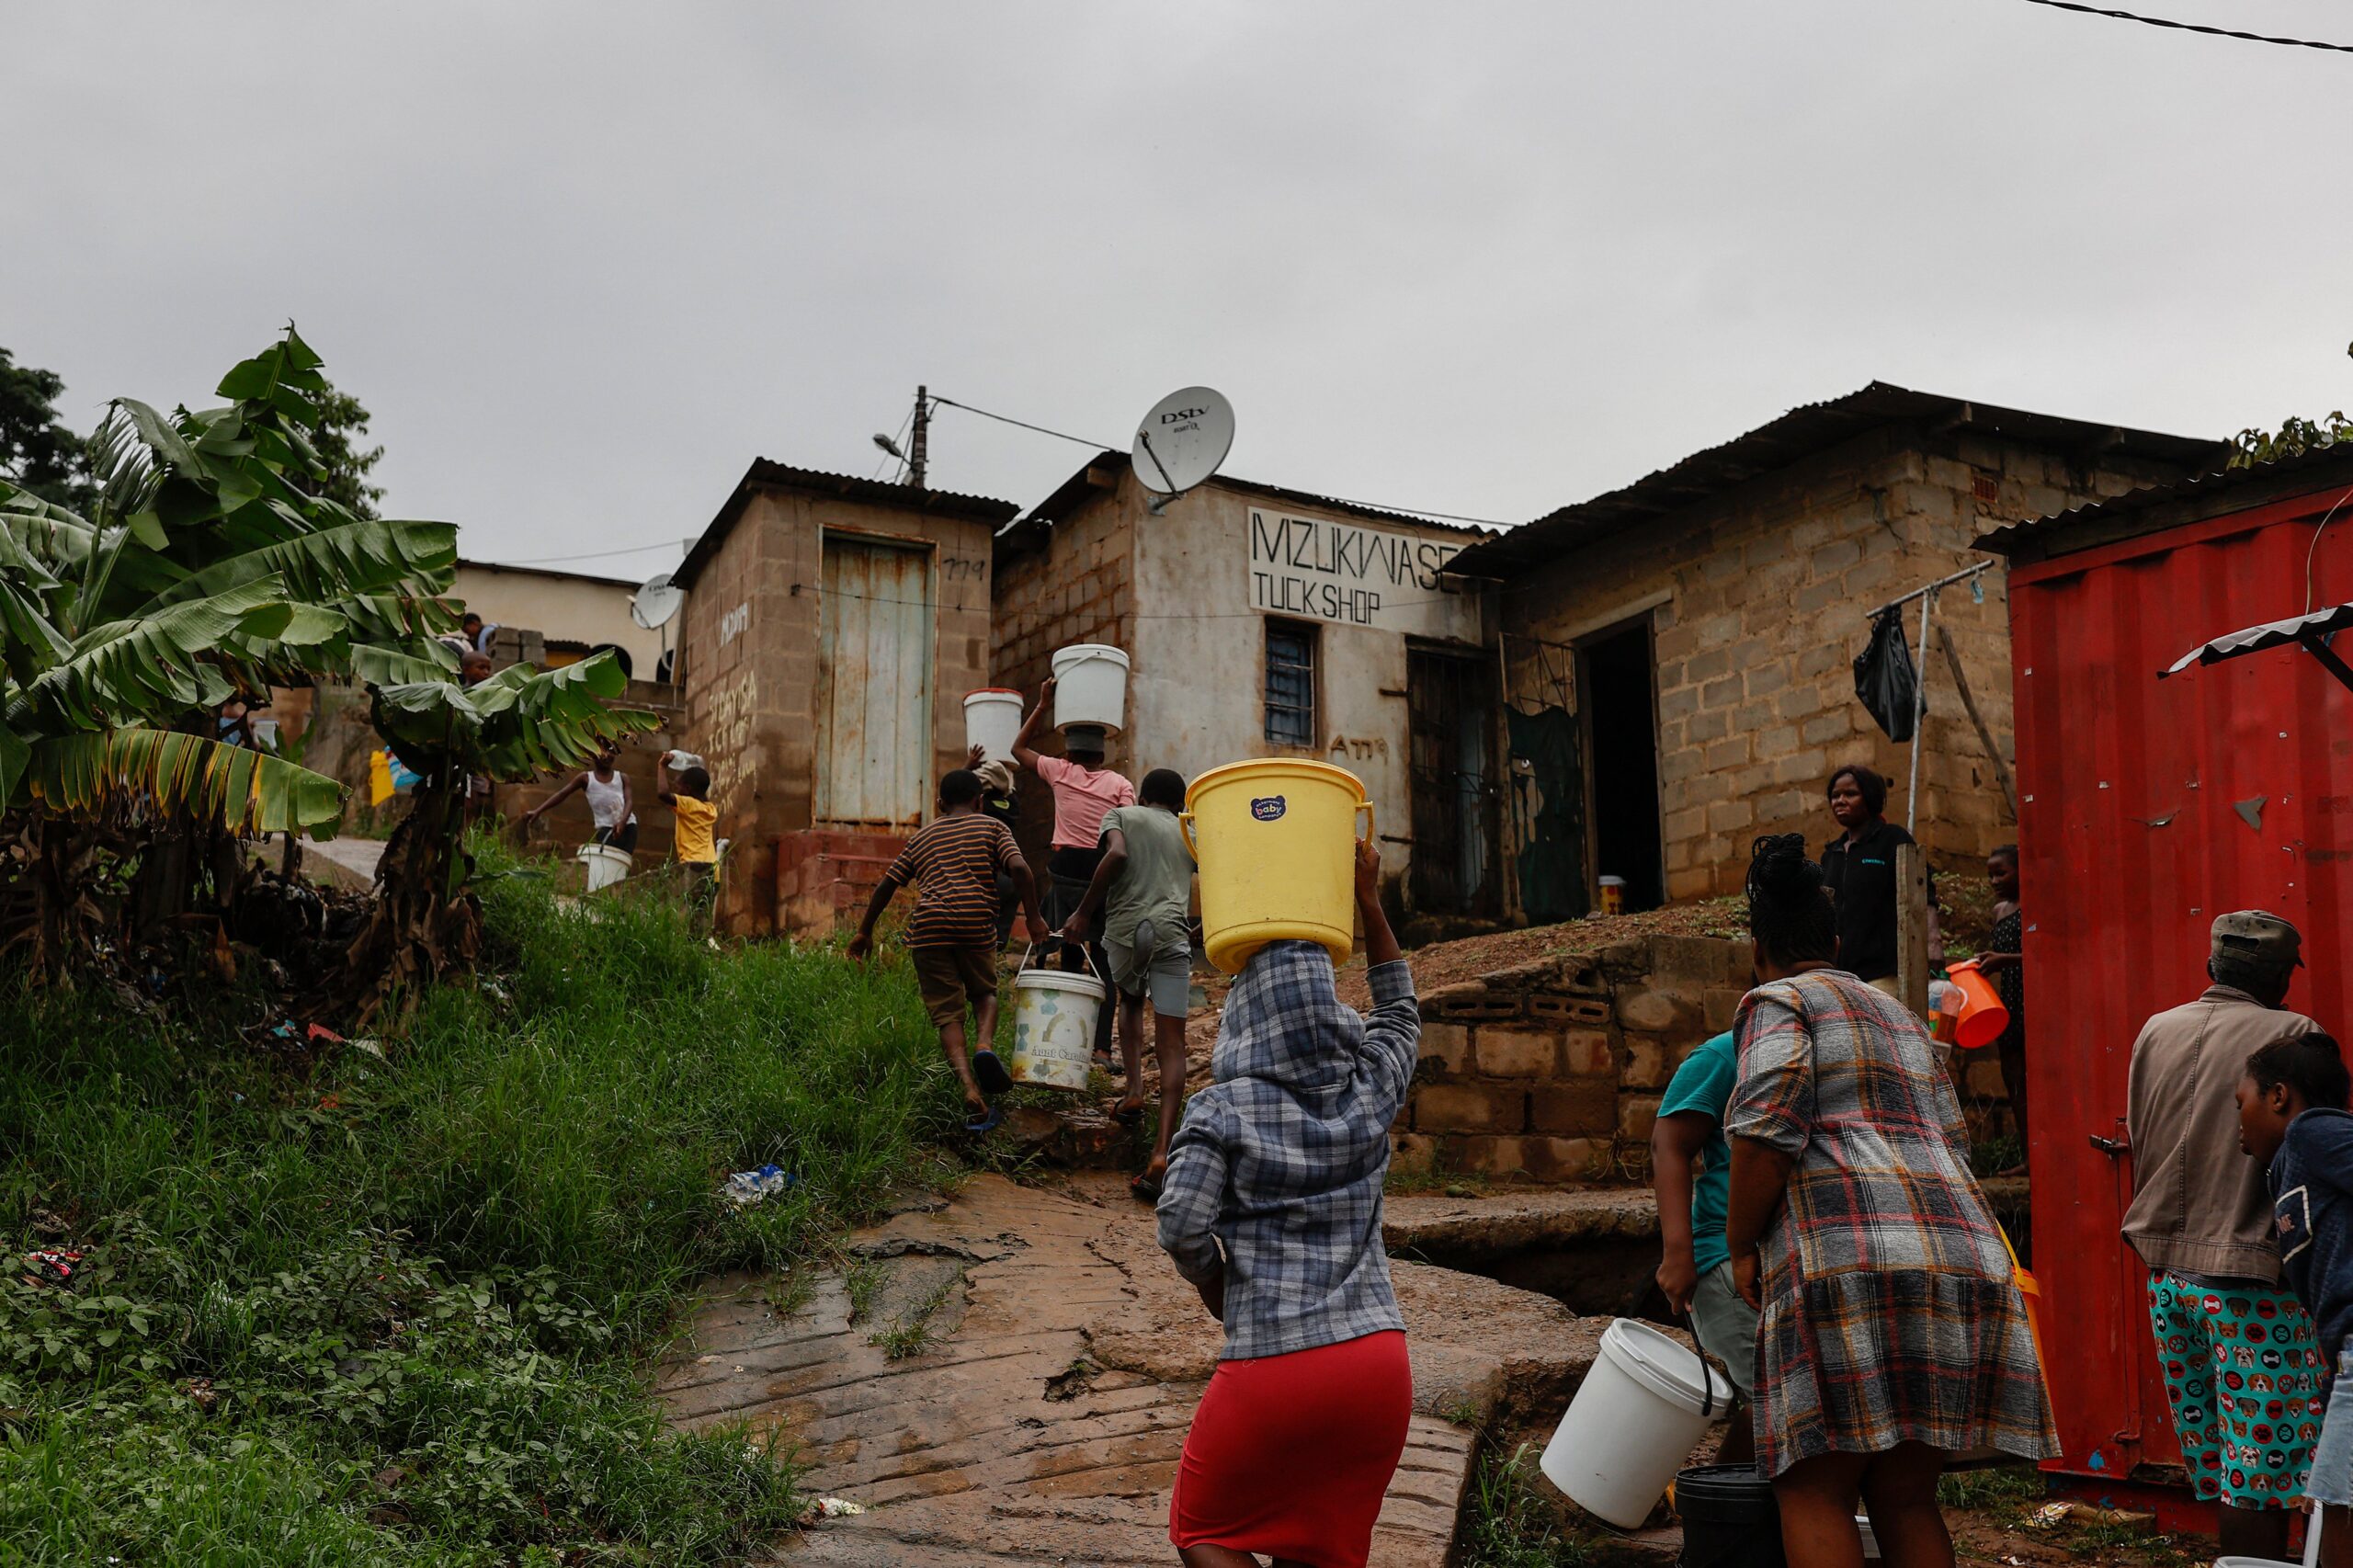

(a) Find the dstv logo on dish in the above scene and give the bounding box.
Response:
[1160,407,1206,428]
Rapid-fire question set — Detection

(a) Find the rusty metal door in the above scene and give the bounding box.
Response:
[815,535,933,827]
[1407,645,1501,915]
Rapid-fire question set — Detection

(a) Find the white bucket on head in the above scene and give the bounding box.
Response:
[964,688,1024,763]
[1539,1318,1730,1528]
[1051,644,1129,734]
[1009,967,1105,1091]
[576,843,633,892]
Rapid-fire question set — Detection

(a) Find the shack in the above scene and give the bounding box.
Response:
[1444,385,2217,920]
[993,453,1494,921]
[452,559,672,680]
[673,461,1018,936]
[1980,446,2353,1517]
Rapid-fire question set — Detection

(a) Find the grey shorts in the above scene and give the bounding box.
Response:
[1105,917,1190,1017]
[1690,1259,1759,1403]
[2310,1346,2353,1509]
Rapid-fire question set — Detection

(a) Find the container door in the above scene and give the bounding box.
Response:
[1407,645,1501,916]
[814,536,933,828]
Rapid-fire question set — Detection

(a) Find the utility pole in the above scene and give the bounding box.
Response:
[909,385,928,489]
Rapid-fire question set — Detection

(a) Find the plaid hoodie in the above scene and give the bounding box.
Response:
[1155,941,1421,1360]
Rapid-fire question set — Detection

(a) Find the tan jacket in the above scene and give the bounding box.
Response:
[2123,985,2322,1282]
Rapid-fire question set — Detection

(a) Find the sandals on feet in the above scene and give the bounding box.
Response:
[963,1105,1005,1135]
[972,1049,1014,1096]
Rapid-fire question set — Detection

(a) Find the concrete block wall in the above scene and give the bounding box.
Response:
[1502,425,2189,900]
[1392,933,2016,1183]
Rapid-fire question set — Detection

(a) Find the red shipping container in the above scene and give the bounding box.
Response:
[1988,450,2353,1508]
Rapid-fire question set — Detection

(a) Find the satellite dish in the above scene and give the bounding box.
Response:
[631,572,685,631]
[1131,386,1234,496]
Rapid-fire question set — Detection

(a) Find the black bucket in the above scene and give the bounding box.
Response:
[1676,1464,1784,1568]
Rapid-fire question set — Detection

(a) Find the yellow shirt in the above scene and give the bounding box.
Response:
[672,796,717,865]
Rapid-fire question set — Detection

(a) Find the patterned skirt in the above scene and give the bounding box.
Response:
[1754,1267,2059,1478]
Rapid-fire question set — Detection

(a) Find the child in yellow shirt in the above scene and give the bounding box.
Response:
[656,752,720,910]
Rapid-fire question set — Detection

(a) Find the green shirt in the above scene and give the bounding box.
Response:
[1657,1030,1738,1275]
[1097,804,1193,949]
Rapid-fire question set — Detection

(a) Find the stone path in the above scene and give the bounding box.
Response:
[658,1173,1608,1565]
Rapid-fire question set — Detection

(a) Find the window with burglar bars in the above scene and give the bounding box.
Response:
[1264,619,1318,746]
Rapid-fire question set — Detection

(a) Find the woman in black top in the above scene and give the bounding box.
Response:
[1976,844,2027,1165]
[1818,764,1924,993]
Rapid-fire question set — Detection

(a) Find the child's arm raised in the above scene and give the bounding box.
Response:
[1010,678,1057,774]
[653,752,679,804]
[1354,841,1420,1119]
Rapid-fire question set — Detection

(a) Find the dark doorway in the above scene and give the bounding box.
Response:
[1406,645,1501,917]
[1578,621,1664,912]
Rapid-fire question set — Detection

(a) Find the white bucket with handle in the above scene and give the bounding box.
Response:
[1008,942,1106,1091]
[576,843,633,892]
[1539,1317,1731,1528]
[1051,644,1129,734]
[963,688,1024,762]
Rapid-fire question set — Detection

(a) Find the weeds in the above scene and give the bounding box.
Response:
[869,1270,962,1362]
[1938,1460,2044,1526]
[1461,1442,1589,1568]
[842,1258,886,1325]
[0,844,967,1563]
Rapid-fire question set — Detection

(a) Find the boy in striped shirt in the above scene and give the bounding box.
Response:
[849,768,1050,1133]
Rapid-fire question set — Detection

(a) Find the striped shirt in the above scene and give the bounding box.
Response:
[880,812,1021,949]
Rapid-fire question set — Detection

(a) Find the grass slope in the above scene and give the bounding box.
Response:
[0,859,968,1564]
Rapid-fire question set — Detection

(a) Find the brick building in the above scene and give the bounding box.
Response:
[994,453,1493,919]
[673,461,1017,935]
[1446,385,2219,914]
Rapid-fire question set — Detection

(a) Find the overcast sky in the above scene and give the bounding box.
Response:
[7,1,2350,571]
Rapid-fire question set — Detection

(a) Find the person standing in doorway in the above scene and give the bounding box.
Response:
[1818,763,1930,998]
[1726,833,2053,1568]
[1652,1025,1757,1465]
[1013,677,1134,1073]
[524,745,639,853]
[1061,767,1196,1202]
[1975,845,2029,1165]
[2125,913,2328,1561]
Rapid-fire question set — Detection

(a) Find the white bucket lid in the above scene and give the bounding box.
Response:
[1052,643,1130,671]
[964,687,1023,702]
[1015,969,1107,1001]
[1597,1318,1729,1414]
[575,845,633,864]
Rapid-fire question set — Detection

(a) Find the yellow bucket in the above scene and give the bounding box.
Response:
[1181,759,1372,974]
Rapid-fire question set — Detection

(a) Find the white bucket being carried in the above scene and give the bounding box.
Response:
[1051,644,1129,735]
[1008,945,1106,1091]
[1539,1318,1731,1528]
[576,843,633,892]
[963,688,1024,763]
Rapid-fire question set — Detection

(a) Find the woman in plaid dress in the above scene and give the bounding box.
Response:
[1726,835,2054,1568]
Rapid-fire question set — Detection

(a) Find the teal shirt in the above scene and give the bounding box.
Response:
[1657,1030,1738,1275]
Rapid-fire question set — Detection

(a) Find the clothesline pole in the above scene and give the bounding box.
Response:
[1906,586,1935,833]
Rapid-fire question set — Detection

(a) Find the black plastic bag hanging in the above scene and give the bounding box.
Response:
[1854,607,1919,742]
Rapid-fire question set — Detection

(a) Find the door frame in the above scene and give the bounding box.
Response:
[1404,637,1504,918]
[813,527,938,829]
[1572,609,1666,913]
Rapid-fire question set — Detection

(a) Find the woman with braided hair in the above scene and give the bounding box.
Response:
[1725,833,2053,1568]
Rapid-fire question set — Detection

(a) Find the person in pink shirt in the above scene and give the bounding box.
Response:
[1014,676,1136,1074]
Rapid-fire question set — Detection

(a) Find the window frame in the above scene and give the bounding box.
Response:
[1262,617,1320,748]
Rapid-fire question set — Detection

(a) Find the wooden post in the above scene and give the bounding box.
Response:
[1896,843,1930,1020]
[1935,624,2018,822]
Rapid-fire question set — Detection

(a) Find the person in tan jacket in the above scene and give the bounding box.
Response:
[2125,912,2329,1559]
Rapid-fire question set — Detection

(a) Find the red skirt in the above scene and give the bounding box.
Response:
[1169,1330,1413,1568]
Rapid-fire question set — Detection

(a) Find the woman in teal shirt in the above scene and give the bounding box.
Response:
[1653,1028,1758,1464]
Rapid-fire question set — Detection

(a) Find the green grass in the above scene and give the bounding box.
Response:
[0,846,969,1564]
[1460,1443,1591,1568]
[868,1271,962,1362]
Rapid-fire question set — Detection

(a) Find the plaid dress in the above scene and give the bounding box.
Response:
[1727,968,2057,1476]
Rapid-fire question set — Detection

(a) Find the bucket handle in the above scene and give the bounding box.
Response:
[1682,1310,1717,1419]
[1019,936,1106,984]
[1355,800,1375,844]
[1178,811,1197,860]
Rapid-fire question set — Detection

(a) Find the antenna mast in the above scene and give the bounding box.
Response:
[909,385,928,489]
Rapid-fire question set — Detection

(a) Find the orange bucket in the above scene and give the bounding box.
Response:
[2001,1226,2049,1392]
[1944,959,2009,1050]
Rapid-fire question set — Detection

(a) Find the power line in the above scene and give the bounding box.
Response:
[2022,0,2353,52]
[494,540,688,566]
[927,395,1115,452]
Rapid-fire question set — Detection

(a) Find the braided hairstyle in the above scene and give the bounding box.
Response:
[1747,832,1837,970]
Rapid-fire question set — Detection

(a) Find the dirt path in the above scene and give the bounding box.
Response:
[657,1173,1607,1564]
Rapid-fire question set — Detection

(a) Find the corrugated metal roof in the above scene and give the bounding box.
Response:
[1976,444,2353,561]
[1446,381,2221,577]
[997,451,1496,558]
[456,558,642,589]
[677,460,1020,589]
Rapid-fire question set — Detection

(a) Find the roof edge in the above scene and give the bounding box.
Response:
[678,460,1021,589]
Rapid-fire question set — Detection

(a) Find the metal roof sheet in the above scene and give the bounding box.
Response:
[2160,600,2353,678]
[677,460,1020,589]
[1447,381,2220,577]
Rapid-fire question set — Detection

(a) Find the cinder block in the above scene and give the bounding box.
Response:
[1618,1095,1664,1144]
[1390,1132,1440,1175]
[1522,1137,1608,1183]
[1563,1028,1618,1076]
[1415,1084,1523,1134]
[1622,1037,1672,1091]
[1419,1022,1472,1076]
[1453,1136,1526,1177]
[1476,1028,1563,1078]
[1618,987,1699,1034]
[1704,987,1746,1033]
[1531,1080,1619,1137]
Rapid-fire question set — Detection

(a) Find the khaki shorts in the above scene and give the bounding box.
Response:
[1105,916,1191,1018]
[1691,1260,1759,1402]
[910,945,998,1028]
